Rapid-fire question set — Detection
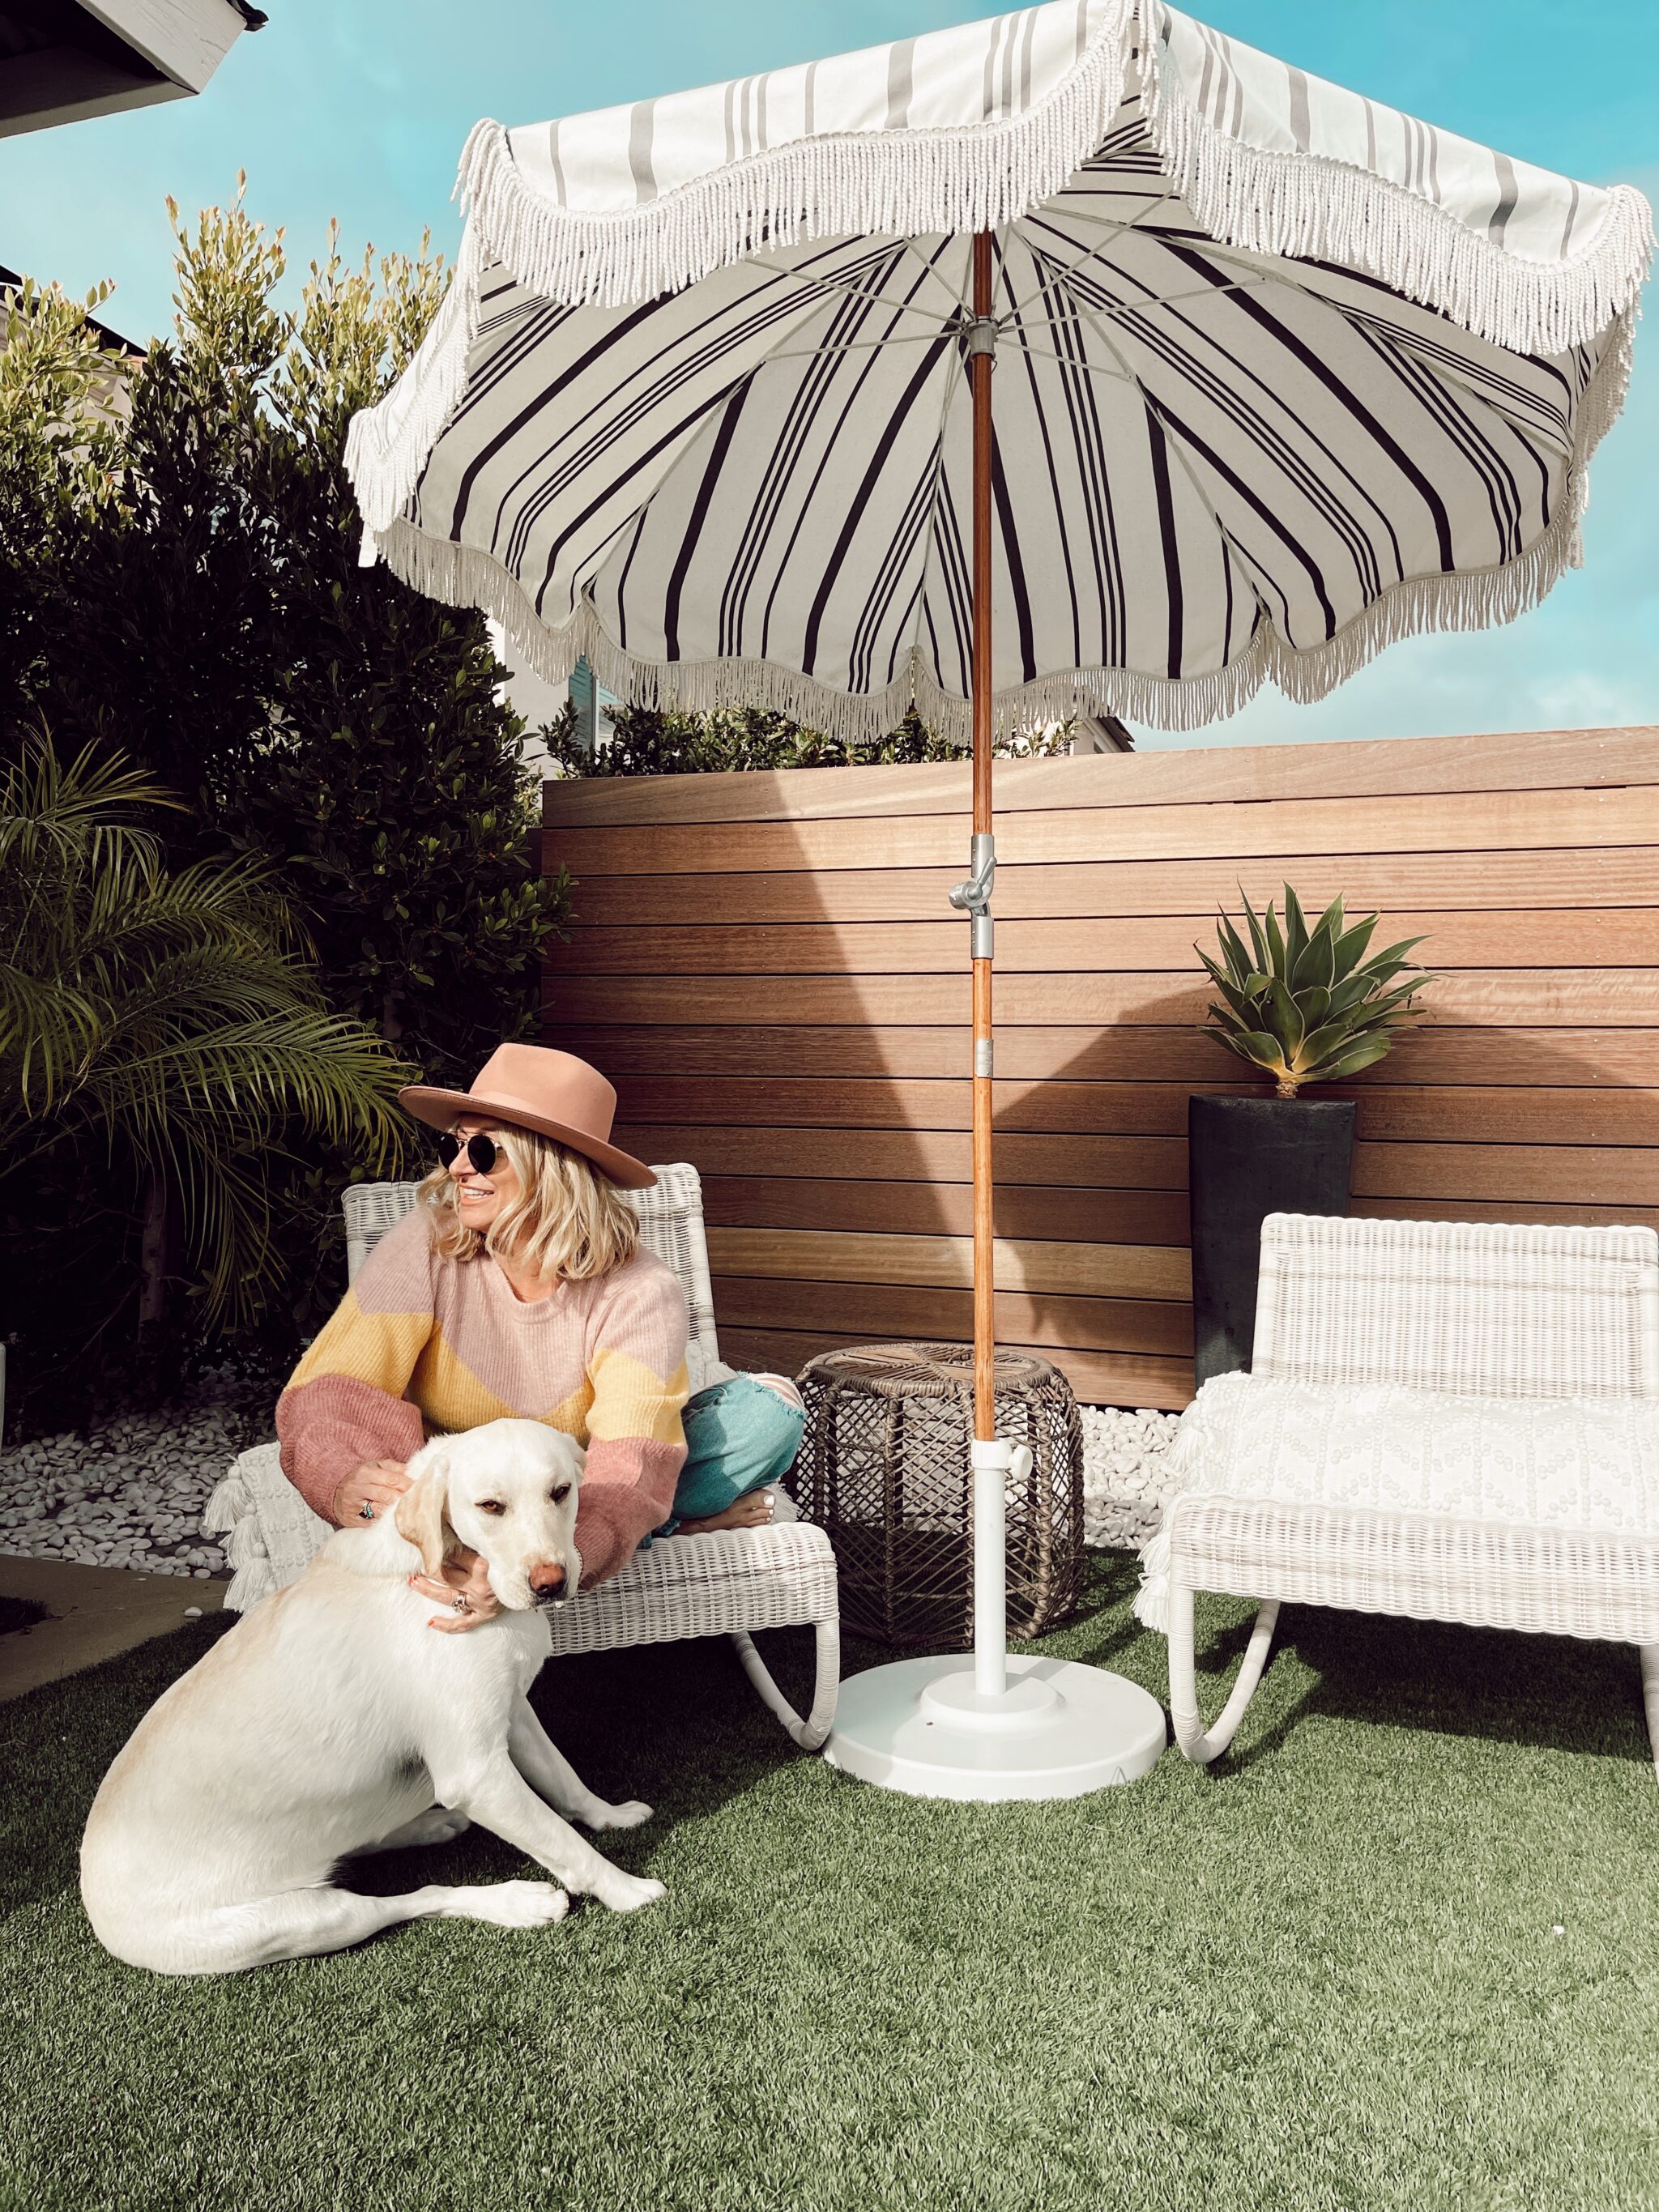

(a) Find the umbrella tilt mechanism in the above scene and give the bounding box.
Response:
[948,831,996,959]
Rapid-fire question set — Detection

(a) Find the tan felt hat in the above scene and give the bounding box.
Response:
[399,1044,655,1190]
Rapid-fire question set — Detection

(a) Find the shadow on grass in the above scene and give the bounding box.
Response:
[1164,1595,1653,1779]
[1001,1548,1652,1782]
[2,1550,1650,1938]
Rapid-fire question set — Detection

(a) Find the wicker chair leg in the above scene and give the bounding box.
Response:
[1166,1583,1282,1764]
[1640,1644,1659,1785]
[730,1620,841,1752]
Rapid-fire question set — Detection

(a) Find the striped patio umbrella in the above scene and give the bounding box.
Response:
[348,0,1651,1799]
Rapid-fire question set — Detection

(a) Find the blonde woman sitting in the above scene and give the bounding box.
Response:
[275,1046,804,1630]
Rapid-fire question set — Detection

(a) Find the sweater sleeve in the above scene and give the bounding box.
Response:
[574,1251,690,1590]
[275,1209,436,1523]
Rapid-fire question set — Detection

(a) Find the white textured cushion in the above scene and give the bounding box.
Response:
[1136,1372,1659,1629]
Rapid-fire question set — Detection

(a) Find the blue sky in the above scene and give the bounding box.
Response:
[2,1,1654,747]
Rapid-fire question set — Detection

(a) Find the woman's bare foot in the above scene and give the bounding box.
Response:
[677,1490,775,1535]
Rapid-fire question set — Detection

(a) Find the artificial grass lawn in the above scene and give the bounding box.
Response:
[4,1553,1657,2212]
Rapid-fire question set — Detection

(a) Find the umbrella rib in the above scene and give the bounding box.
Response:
[997,339,1135,386]
[736,253,957,330]
[1001,272,1272,332]
[759,332,953,365]
[1046,202,1290,288]
[898,235,976,321]
[1339,309,1575,453]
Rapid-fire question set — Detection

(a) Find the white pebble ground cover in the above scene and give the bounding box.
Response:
[0,1388,273,1579]
[1080,1404,1183,1549]
[0,1392,1183,1578]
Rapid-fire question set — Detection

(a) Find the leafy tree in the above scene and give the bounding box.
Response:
[3,192,565,1083]
[0,186,565,1396]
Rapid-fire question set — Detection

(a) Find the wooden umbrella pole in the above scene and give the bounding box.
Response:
[970,230,996,1447]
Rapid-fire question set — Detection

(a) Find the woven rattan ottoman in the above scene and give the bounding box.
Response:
[793,1343,1084,1648]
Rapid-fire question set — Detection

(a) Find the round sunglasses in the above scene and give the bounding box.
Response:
[437,1131,500,1174]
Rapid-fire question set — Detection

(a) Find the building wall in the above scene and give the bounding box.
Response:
[542,725,1659,1409]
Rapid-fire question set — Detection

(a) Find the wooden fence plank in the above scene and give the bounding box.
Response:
[711,1276,1192,1356]
[546,784,1659,876]
[697,1172,1659,1242]
[550,970,1659,1029]
[556,1022,1659,1088]
[718,1326,1195,1410]
[615,1123,1187,1187]
[613,1076,1659,1144]
[565,847,1659,923]
[548,911,1659,976]
[544,727,1659,829]
[699,1174,1191,1246]
[703,1226,1192,1302]
[1354,1144,1659,1206]
[620,1119,1659,1200]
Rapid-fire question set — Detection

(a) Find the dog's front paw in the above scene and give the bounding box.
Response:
[595,1871,666,1913]
[463,1880,571,1929]
[586,1797,653,1832]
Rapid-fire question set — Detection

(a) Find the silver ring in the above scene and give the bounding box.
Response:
[359,1503,374,1521]
[451,1593,469,1614]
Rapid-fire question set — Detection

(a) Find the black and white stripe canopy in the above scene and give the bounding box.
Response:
[348,0,1651,739]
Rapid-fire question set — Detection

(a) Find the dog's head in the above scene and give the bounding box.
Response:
[394,1420,584,1612]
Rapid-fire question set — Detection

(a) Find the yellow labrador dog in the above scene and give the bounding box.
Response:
[82,1420,663,1975]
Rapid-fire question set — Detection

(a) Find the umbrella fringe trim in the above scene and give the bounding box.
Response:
[366,302,1631,740]
[1144,26,1653,359]
[345,228,481,534]
[349,3,1653,354]
[450,5,1137,312]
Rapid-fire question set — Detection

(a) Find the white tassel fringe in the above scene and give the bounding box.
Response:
[455,5,1135,312]
[1144,19,1653,359]
[1132,1520,1174,1633]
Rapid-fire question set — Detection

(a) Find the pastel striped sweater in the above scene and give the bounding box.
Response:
[276,1208,689,1588]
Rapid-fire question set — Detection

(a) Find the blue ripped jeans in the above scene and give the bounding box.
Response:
[657,1372,805,1536]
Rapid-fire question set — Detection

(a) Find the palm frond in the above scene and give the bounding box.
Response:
[3,731,412,1314]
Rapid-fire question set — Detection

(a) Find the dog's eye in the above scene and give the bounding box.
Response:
[550,1483,570,1505]
[478,1499,506,1516]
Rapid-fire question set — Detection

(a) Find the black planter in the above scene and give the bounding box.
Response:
[1188,1094,1356,1387]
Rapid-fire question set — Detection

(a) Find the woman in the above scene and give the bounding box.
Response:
[276,1044,803,1632]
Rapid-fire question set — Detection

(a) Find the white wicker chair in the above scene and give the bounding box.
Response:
[1153,1213,1659,1776]
[203,1166,838,1750]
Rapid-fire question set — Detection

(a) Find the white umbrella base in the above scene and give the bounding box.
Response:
[823,1652,1166,1801]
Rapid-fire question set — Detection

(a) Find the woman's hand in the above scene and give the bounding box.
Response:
[678,1489,776,1535]
[331,1458,411,1528]
[410,1546,501,1634]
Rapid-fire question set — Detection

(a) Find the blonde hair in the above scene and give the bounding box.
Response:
[419,1122,639,1283]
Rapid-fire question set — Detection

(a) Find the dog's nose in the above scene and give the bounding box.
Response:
[529,1562,565,1593]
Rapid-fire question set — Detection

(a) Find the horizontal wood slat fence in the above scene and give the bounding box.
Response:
[543,726,1659,1411]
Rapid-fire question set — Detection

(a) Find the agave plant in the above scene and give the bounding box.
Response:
[1198,886,1435,1098]
[0,735,414,1329]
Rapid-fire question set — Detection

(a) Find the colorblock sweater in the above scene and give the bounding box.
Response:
[275,1208,689,1589]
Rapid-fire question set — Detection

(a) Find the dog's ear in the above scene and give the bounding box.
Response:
[394,1448,451,1578]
